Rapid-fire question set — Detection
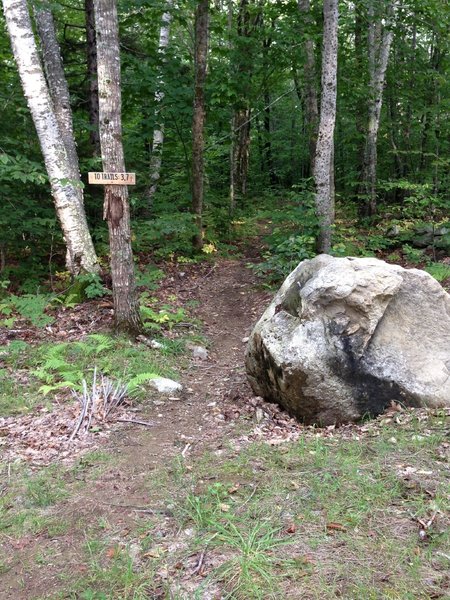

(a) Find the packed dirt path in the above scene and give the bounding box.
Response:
[0,256,273,599]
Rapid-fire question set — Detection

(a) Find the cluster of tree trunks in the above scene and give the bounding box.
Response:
[2,0,99,276]
[2,0,400,331]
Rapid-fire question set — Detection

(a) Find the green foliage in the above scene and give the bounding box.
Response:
[77,273,110,300]
[132,214,198,259]
[402,244,426,265]
[135,265,164,289]
[253,233,316,283]
[27,334,172,397]
[250,191,319,282]
[139,292,188,332]
[425,262,450,282]
[0,293,54,327]
[126,371,157,392]
[214,521,290,598]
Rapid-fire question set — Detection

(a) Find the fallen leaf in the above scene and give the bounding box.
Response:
[106,546,118,558]
[326,522,347,533]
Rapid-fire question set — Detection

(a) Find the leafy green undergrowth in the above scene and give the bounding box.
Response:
[0,332,185,415]
[43,409,449,600]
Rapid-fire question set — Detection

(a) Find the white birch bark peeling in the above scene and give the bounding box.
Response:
[2,0,99,274]
[313,0,338,253]
[33,4,81,194]
[146,0,173,205]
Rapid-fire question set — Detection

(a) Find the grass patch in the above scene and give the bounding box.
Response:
[136,411,450,599]
[4,410,448,599]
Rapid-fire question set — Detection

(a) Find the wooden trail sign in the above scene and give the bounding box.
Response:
[88,172,136,185]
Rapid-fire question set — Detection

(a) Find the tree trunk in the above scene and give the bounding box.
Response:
[2,0,99,275]
[33,2,81,200]
[229,0,258,210]
[298,0,319,175]
[354,0,366,176]
[191,0,209,250]
[313,0,338,254]
[85,0,100,155]
[262,28,277,186]
[145,0,173,207]
[359,1,394,216]
[93,0,143,335]
[231,107,251,199]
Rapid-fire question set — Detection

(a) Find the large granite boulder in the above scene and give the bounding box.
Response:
[245,255,450,425]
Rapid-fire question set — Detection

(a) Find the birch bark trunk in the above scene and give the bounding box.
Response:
[93,0,143,335]
[313,0,338,254]
[85,0,100,155]
[145,0,173,207]
[298,0,319,175]
[359,1,394,216]
[2,0,99,275]
[191,0,209,250]
[33,3,82,204]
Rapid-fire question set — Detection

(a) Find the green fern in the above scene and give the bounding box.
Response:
[0,293,54,328]
[84,334,114,354]
[39,381,79,396]
[127,372,158,391]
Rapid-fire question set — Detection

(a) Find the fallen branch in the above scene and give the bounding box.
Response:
[115,418,155,427]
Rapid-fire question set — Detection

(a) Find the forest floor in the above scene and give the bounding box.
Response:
[0,244,449,599]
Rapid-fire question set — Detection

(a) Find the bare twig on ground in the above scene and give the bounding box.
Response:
[115,419,155,427]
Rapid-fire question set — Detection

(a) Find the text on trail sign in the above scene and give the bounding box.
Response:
[88,172,136,185]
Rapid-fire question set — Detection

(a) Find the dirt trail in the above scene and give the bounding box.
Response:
[0,257,271,599]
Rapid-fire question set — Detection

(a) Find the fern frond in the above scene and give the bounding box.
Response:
[86,334,114,354]
[42,357,70,371]
[44,343,68,360]
[127,372,158,391]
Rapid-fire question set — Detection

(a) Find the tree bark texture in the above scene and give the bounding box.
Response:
[145,0,173,207]
[313,0,338,254]
[229,0,259,209]
[359,1,394,216]
[298,0,319,175]
[191,0,209,250]
[93,0,143,335]
[85,0,100,155]
[2,0,99,275]
[33,2,81,200]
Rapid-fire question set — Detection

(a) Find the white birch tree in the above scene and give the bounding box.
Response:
[313,0,338,254]
[2,0,99,275]
[145,0,173,207]
[33,2,82,206]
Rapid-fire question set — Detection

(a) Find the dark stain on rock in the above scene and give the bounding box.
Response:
[330,334,421,419]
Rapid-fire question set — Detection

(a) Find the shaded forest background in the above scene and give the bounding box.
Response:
[0,0,449,293]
